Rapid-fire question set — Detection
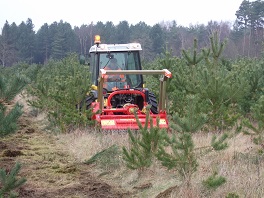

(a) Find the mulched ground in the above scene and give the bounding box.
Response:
[0,115,131,198]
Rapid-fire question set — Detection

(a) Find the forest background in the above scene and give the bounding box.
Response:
[0,0,263,67]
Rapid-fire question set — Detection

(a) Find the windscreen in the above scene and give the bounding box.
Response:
[98,51,143,91]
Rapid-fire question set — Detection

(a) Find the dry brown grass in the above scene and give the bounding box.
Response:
[56,129,181,197]
[12,93,264,197]
[55,128,264,198]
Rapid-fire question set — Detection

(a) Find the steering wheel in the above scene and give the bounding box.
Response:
[107,76,121,82]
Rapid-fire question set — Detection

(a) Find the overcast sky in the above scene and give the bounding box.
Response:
[0,0,243,31]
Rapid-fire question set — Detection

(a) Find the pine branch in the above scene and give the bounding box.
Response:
[209,32,227,62]
[171,95,207,133]
[0,103,23,137]
[202,171,226,190]
[182,38,204,66]
[0,162,27,197]
[0,74,28,103]
[211,133,229,151]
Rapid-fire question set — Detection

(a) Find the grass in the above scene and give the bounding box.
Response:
[55,128,264,198]
[8,93,264,197]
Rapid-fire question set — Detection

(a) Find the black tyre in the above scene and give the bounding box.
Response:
[148,92,158,114]
[85,95,95,110]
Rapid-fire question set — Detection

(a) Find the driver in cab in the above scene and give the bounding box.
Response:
[104,58,124,82]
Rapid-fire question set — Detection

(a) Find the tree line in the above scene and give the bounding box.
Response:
[0,0,263,67]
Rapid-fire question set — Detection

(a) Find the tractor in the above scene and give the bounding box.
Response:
[83,35,171,130]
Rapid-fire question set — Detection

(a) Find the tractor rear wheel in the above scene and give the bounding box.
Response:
[85,95,95,110]
[148,92,158,114]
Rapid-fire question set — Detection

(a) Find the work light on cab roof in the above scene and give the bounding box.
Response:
[80,35,172,131]
[94,35,101,46]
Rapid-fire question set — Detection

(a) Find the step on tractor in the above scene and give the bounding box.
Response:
[82,35,172,130]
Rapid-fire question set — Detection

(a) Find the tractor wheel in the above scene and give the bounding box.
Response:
[85,95,95,110]
[148,92,158,114]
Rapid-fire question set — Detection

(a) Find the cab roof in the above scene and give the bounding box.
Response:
[89,43,142,53]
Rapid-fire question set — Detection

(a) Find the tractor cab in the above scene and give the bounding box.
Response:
[89,37,144,92]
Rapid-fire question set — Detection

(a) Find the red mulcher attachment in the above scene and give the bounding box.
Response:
[92,69,172,130]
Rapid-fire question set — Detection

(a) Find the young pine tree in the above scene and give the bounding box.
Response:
[0,162,27,198]
[0,70,28,197]
[0,72,28,137]
[243,95,264,148]
[122,106,166,170]
[156,94,229,192]
[156,95,205,185]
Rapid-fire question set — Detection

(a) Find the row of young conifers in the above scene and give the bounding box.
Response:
[1,33,264,197]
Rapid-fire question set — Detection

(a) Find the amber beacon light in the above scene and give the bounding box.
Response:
[94,35,101,46]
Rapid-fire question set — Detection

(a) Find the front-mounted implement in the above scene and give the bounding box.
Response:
[82,35,172,130]
[91,69,172,130]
